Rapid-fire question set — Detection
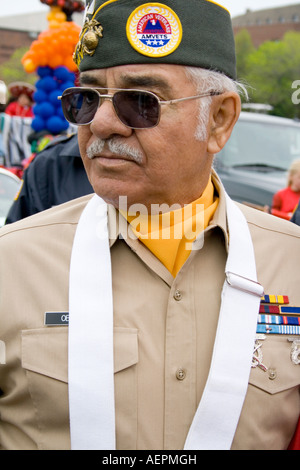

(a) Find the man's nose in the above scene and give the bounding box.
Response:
[89,99,133,140]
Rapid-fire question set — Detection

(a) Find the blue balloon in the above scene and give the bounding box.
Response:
[60,81,75,92]
[38,102,55,119]
[31,116,46,132]
[35,78,44,90]
[33,103,44,116]
[53,66,71,82]
[33,89,48,103]
[56,106,65,119]
[37,66,53,78]
[46,116,66,134]
[37,77,57,92]
[49,89,62,107]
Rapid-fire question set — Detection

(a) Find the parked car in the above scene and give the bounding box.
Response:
[0,168,22,227]
[214,112,300,207]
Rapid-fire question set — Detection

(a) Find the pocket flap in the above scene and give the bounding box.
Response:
[114,327,139,373]
[249,336,300,394]
[22,328,68,382]
[22,326,138,382]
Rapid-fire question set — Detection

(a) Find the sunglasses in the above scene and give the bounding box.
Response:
[59,87,222,130]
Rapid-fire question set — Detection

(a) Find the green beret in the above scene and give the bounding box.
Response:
[74,0,236,80]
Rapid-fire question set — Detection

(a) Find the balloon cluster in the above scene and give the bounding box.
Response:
[22,17,81,73]
[31,65,75,134]
[21,2,83,134]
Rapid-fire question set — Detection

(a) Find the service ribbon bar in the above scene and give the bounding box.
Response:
[280,306,300,315]
[257,324,300,335]
[259,304,280,314]
[260,295,289,304]
[258,314,300,326]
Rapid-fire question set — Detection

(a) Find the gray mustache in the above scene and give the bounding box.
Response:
[86,138,143,164]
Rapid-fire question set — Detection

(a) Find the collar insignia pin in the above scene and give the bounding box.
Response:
[288,338,300,365]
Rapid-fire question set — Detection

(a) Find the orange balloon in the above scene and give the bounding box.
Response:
[23,59,37,73]
[34,48,48,66]
[60,41,74,56]
[21,50,35,64]
[55,11,67,23]
[30,40,41,52]
[63,55,78,72]
[58,34,67,44]
[49,38,60,53]
[33,45,45,59]
[49,20,61,29]
[48,54,64,69]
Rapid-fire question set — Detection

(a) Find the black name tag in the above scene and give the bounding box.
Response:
[44,312,69,326]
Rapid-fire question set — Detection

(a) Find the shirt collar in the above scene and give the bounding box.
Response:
[107,169,230,251]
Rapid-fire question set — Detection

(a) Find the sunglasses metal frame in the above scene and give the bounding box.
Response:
[58,87,222,129]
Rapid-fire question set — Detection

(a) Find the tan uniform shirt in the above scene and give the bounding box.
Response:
[0,175,299,450]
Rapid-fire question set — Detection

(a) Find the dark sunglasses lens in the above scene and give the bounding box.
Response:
[113,91,159,128]
[61,89,99,125]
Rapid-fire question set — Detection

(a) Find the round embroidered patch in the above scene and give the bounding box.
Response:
[126,3,182,58]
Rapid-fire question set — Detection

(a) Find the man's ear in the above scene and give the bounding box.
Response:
[207,92,241,155]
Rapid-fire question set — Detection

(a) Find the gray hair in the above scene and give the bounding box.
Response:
[184,67,248,141]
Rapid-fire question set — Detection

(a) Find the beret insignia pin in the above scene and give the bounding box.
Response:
[73,18,103,66]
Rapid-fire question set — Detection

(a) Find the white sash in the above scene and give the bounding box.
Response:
[184,193,263,449]
[68,195,115,450]
[68,193,263,450]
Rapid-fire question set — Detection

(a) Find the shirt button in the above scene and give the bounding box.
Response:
[174,289,182,301]
[176,368,186,381]
[268,368,277,380]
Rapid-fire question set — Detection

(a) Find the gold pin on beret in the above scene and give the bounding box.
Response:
[74,18,103,66]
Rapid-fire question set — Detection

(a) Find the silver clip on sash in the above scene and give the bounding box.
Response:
[226,272,264,297]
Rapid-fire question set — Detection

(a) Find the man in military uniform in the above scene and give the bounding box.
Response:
[0,0,299,450]
[6,134,93,224]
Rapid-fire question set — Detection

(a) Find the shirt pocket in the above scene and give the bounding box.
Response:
[113,327,139,450]
[21,327,70,449]
[236,336,300,449]
[21,326,139,450]
[249,335,300,394]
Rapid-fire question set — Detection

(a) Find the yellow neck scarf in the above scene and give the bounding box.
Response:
[122,177,219,276]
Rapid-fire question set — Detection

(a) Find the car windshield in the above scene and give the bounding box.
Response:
[219,118,300,171]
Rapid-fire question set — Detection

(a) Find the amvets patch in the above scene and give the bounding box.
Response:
[126,3,182,58]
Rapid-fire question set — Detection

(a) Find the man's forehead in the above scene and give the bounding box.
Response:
[79,64,187,90]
